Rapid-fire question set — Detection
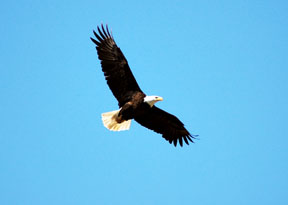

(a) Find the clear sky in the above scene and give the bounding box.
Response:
[1,0,288,204]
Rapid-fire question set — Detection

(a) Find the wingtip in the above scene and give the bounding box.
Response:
[90,36,98,45]
[173,140,177,147]
[174,134,198,147]
[93,29,97,37]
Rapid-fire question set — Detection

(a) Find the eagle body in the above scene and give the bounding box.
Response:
[116,91,147,122]
[91,25,197,147]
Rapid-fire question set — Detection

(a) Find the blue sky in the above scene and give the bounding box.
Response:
[1,0,288,204]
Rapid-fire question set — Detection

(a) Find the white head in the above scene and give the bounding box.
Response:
[144,95,163,107]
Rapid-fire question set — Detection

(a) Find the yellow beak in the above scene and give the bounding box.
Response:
[157,97,163,101]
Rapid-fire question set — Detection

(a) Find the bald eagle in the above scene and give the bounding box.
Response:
[90,25,197,147]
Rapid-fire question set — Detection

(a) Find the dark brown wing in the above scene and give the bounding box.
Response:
[90,25,143,107]
[134,106,196,147]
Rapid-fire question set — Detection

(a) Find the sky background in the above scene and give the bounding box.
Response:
[1,0,288,204]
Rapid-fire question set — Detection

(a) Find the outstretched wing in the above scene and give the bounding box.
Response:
[134,106,196,147]
[90,25,143,107]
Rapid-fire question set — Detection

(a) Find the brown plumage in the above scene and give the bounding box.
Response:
[90,24,197,147]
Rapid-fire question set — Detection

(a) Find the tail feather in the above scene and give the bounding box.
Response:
[101,110,131,131]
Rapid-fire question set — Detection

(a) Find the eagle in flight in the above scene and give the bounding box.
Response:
[90,25,197,147]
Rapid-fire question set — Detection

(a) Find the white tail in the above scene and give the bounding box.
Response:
[101,109,131,131]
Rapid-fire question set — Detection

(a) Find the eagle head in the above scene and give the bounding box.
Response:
[144,95,163,107]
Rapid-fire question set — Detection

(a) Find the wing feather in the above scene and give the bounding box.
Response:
[91,24,143,106]
[134,106,196,147]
